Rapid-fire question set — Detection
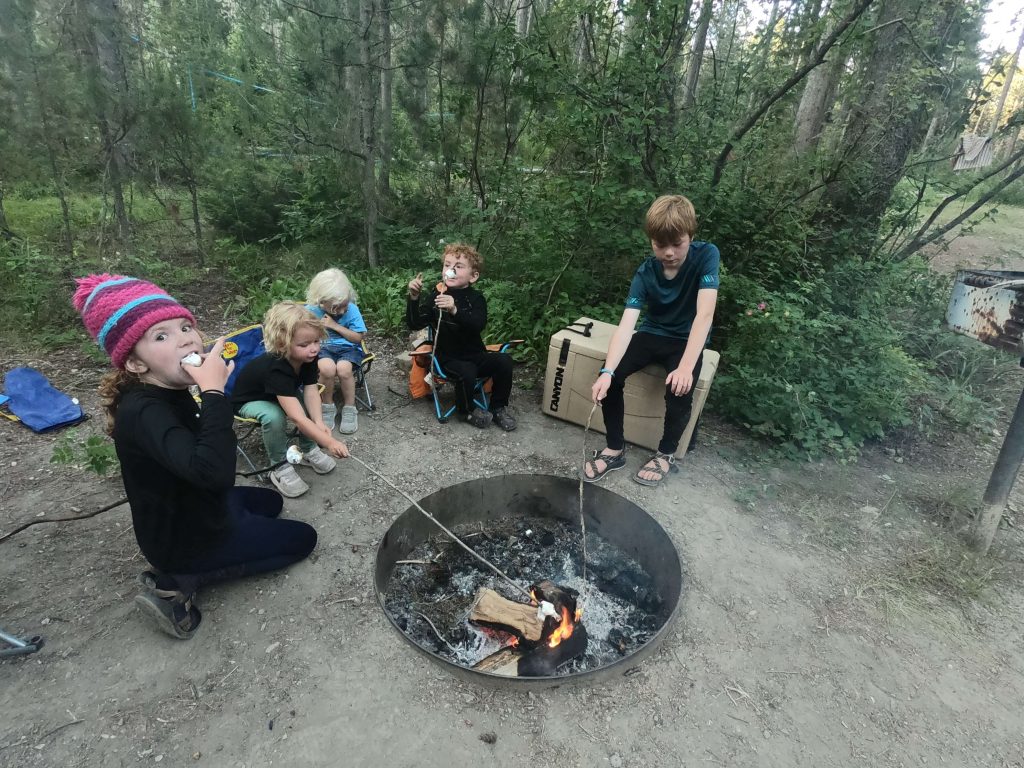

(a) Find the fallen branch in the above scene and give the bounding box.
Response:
[0,498,128,545]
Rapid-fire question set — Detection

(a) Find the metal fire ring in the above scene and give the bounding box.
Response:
[374,474,684,688]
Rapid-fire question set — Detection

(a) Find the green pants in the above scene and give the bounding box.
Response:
[237,399,314,464]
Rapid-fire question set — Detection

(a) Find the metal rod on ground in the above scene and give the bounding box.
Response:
[348,454,533,601]
[974,380,1024,553]
[0,628,44,657]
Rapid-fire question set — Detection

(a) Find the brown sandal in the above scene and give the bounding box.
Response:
[633,451,677,487]
[582,449,626,483]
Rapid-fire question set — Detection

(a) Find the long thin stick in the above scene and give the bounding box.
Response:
[0,498,128,544]
[579,402,598,591]
[348,454,532,600]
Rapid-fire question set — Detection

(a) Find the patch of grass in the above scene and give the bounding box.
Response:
[855,536,1004,626]
[903,482,983,530]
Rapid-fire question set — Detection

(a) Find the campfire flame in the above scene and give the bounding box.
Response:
[547,606,577,648]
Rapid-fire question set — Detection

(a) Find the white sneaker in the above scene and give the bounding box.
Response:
[338,405,358,434]
[301,446,337,474]
[271,464,309,498]
[322,403,337,427]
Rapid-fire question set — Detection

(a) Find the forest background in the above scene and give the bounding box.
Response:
[1,0,1023,459]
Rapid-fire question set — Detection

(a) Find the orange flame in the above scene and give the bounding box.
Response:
[547,606,576,648]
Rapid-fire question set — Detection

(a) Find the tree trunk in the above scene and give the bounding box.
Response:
[683,0,714,108]
[919,110,941,153]
[188,178,203,265]
[25,27,74,255]
[988,26,1024,138]
[379,0,393,198]
[516,0,532,37]
[359,0,379,267]
[0,179,8,233]
[793,7,846,156]
[821,0,967,234]
[77,0,132,241]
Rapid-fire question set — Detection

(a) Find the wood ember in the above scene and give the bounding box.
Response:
[469,589,544,641]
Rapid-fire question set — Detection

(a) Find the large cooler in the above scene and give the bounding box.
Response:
[541,318,719,459]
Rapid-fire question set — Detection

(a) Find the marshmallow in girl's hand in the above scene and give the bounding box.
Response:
[181,352,203,367]
[444,268,457,279]
[286,446,304,464]
[537,600,557,620]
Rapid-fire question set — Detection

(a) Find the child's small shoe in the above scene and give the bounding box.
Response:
[492,407,517,431]
[301,446,337,474]
[338,405,358,434]
[467,407,493,429]
[321,403,337,428]
[271,464,310,497]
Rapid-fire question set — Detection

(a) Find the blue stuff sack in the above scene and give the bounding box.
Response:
[2,367,87,433]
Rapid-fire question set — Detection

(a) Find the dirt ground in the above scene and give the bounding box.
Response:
[2,331,1024,768]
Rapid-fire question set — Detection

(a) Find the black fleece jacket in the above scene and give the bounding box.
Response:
[406,285,488,360]
[112,384,236,571]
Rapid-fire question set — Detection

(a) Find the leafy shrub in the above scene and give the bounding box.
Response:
[351,271,413,336]
[51,431,119,476]
[714,266,928,458]
[0,238,76,337]
[202,160,301,242]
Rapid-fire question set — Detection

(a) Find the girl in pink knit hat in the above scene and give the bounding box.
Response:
[73,274,317,639]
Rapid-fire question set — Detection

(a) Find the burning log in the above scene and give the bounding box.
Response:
[470,580,588,677]
[470,589,544,641]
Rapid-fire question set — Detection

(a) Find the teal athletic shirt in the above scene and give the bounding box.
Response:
[625,241,720,340]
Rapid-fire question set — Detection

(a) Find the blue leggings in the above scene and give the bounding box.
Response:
[163,486,317,596]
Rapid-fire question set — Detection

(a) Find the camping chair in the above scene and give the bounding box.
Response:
[202,324,267,477]
[410,337,523,423]
[328,340,376,412]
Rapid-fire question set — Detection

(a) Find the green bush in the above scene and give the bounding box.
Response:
[202,160,301,243]
[714,266,929,458]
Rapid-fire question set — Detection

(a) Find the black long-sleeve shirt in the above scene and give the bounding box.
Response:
[113,384,236,571]
[406,285,487,360]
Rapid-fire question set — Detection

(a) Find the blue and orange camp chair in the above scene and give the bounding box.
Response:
[409,334,523,422]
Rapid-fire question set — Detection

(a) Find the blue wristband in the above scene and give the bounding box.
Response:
[599,368,615,378]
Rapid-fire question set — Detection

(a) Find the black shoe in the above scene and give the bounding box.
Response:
[134,584,202,640]
[467,407,493,429]
[492,407,517,431]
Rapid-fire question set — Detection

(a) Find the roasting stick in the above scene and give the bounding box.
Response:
[578,401,598,600]
[348,454,534,601]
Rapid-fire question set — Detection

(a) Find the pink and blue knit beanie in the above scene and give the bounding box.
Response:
[72,274,196,369]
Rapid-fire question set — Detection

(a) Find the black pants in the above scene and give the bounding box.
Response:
[440,350,513,413]
[164,486,317,596]
[602,332,703,455]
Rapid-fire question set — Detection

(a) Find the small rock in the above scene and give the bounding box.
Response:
[479,732,497,745]
[265,642,280,654]
[610,754,624,768]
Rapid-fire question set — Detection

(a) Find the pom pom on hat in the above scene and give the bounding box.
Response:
[73,273,195,369]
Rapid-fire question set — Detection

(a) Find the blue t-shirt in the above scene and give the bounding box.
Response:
[305,302,367,350]
[625,241,720,339]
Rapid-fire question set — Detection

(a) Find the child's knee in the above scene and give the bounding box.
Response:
[337,360,355,379]
[318,358,337,378]
[260,407,288,432]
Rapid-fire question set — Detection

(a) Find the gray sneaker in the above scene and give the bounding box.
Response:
[322,403,337,428]
[338,404,358,434]
[271,464,310,497]
[300,446,337,474]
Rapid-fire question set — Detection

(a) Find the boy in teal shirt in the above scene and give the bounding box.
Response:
[583,195,719,487]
